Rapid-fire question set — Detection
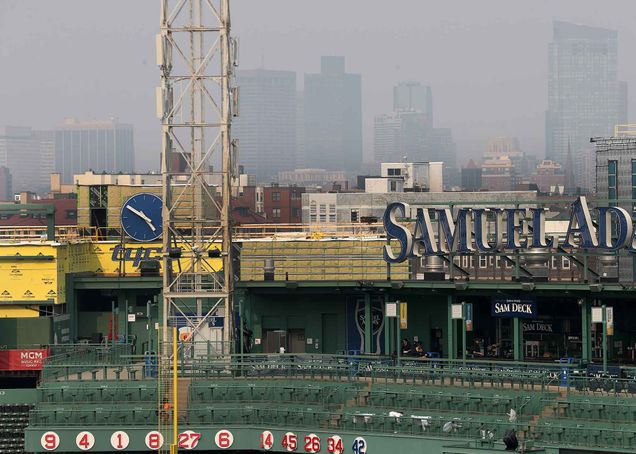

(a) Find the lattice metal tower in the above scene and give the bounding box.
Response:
[158,0,236,355]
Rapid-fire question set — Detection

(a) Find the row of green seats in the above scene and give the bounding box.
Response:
[187,403,333,428]
[30,406,158,426]
[341,408,525,439]
[189,381,358,405]
[39,382,158,403]
[364,389,515,415]
[559,395,636,422]
[534,419,636,449]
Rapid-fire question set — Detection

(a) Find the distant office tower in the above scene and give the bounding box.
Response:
[393,81,433,120]
[304,56,362,172]
[0,126,54,194]
[373,111,428,162]
[55,119,134,184]
[0,166,12,201]
[546,21,627,167]
[374,82,457,188]
[233,69,297,182]
[461,160,482,191]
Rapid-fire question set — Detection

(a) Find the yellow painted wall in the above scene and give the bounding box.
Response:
[0,244,61,306]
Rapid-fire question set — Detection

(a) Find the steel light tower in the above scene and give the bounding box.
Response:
[158,0,236,355]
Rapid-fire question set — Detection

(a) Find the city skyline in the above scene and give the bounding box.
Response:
[1,1,635,173]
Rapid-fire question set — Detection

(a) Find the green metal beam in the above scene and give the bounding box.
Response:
[72,276,162,290]
[513,317,522,361]
[364,293,371,354]
[582,297,592,363]
[447,295,455,360]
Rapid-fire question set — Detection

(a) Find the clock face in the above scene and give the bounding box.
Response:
[120,193,163,242]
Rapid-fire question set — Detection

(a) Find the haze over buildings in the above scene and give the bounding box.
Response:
[1,2,636,182]
[546,21,628,175]
[55,118,134,184]
[303,56,362,172]
[234,69,297,183]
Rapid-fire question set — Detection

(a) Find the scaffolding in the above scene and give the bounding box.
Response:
[158,0,236,364]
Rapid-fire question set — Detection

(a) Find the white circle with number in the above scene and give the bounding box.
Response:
[305,434,320,453]
[41,432,60,451]
[215,430,234,449]
[76,432,95,451]
[110,431,130,450]
[145,431,164,450]
[327,435,343,454]
[261,431,274,450]
[352,437,367,454]
[283,432,297,452]
[179,431,201,450]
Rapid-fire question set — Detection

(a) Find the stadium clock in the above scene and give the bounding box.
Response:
[120,193,163,241]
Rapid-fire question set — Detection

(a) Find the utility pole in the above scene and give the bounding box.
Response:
[159,0,236,356]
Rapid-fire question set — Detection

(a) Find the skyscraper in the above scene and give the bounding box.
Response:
[233,69,297,182]
[0,126,54,194]
[393,81,433,121]
[304,56,362,172]
[55,119,134,184]
[374,81,457,187]
[373,111,428,163]
[546,21,627,167]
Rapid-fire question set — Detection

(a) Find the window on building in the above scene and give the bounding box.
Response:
[272,192,280,202]
[608,160,617,201]
[291,191,301,200]
[390,180,397,192]
[350,209,359,222]
[309,201,317,223]
[387,168,401,176]
[66,210,77,219]
[272,208,281,219]
[292,208,301,219]
[328,204,336,223]
[319,204,327,223]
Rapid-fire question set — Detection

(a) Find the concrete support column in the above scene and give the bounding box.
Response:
[447,295,455,359]
[513,317,522,361]
[581,297,592,364]
[364,294,372,354]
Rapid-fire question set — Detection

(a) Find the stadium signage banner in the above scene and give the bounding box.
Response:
[0,349,49,370]
[491,298,537,318]
[383,196,631,263]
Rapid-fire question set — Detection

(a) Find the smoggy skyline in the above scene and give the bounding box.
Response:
[1,0,635,171]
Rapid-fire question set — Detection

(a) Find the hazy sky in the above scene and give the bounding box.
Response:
[1,0,635,171]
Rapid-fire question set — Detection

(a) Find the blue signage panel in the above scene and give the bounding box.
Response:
[491,297,537,318]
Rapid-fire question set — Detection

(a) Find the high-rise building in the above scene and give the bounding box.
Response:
[461,160,482,192]
[55,119,134,184]
[374,81,456,187]
[546,21,627,167]
[373,111,428,163]
[393,81,433,120]
[304,56,362,172]
[0,166,12,201]
[0,126,54,194]
[233,69,297,182]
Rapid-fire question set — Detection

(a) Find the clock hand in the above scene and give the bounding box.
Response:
[126,205,156,231]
